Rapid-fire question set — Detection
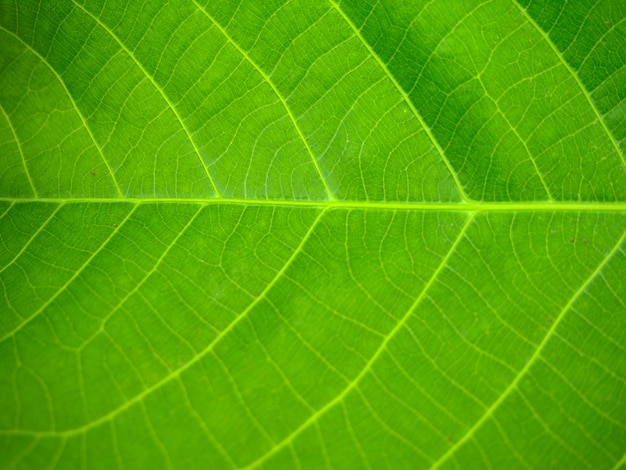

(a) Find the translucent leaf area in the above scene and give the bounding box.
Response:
[1,0,625,468]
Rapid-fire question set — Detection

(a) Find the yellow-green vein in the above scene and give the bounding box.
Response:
[513,0,626,168]
[328,0,471,202]
[4,198,626,213]
[0,202,64,276]
[191,0,335,201]
[244,212,476,469]
[431,227,626,469]
[0,103,37,197]
[0,203,136,343]
[0,206,327,437]
[613,448,626,470]
[70,1,221,197]
[0,27,124,198]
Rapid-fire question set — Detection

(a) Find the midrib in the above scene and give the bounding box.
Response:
[3,197,626,212]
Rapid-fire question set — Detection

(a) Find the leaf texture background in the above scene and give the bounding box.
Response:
[0,0,625,468]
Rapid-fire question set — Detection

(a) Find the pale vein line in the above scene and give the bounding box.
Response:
[578,16,626,77]
[0,201,14,221]
[0,203,64,276]
[243,213,475,470]
[140,401,173,470]
[476,80,554,200]
[431,227,626,470]
[328,0,470,202]
[512,0,626,168]
[7,436,40,469]
[0,27,123,198]
[517,384,600,464]
[175,377,237,469]
[1,207,327,437]
[191,0,335,200]
[0,103,37,197]
[78,205,207,351]
[69,1,221,197]
[614,449,626,470]
[47,437,67,470]
[0,203,137,343]
[4,198,626,213]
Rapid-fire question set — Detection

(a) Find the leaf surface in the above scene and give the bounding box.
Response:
[0,0,625,468]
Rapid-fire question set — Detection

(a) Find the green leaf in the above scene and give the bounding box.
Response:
[1,0,625,468]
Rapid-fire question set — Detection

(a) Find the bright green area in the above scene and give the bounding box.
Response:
[0,0,625,468]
